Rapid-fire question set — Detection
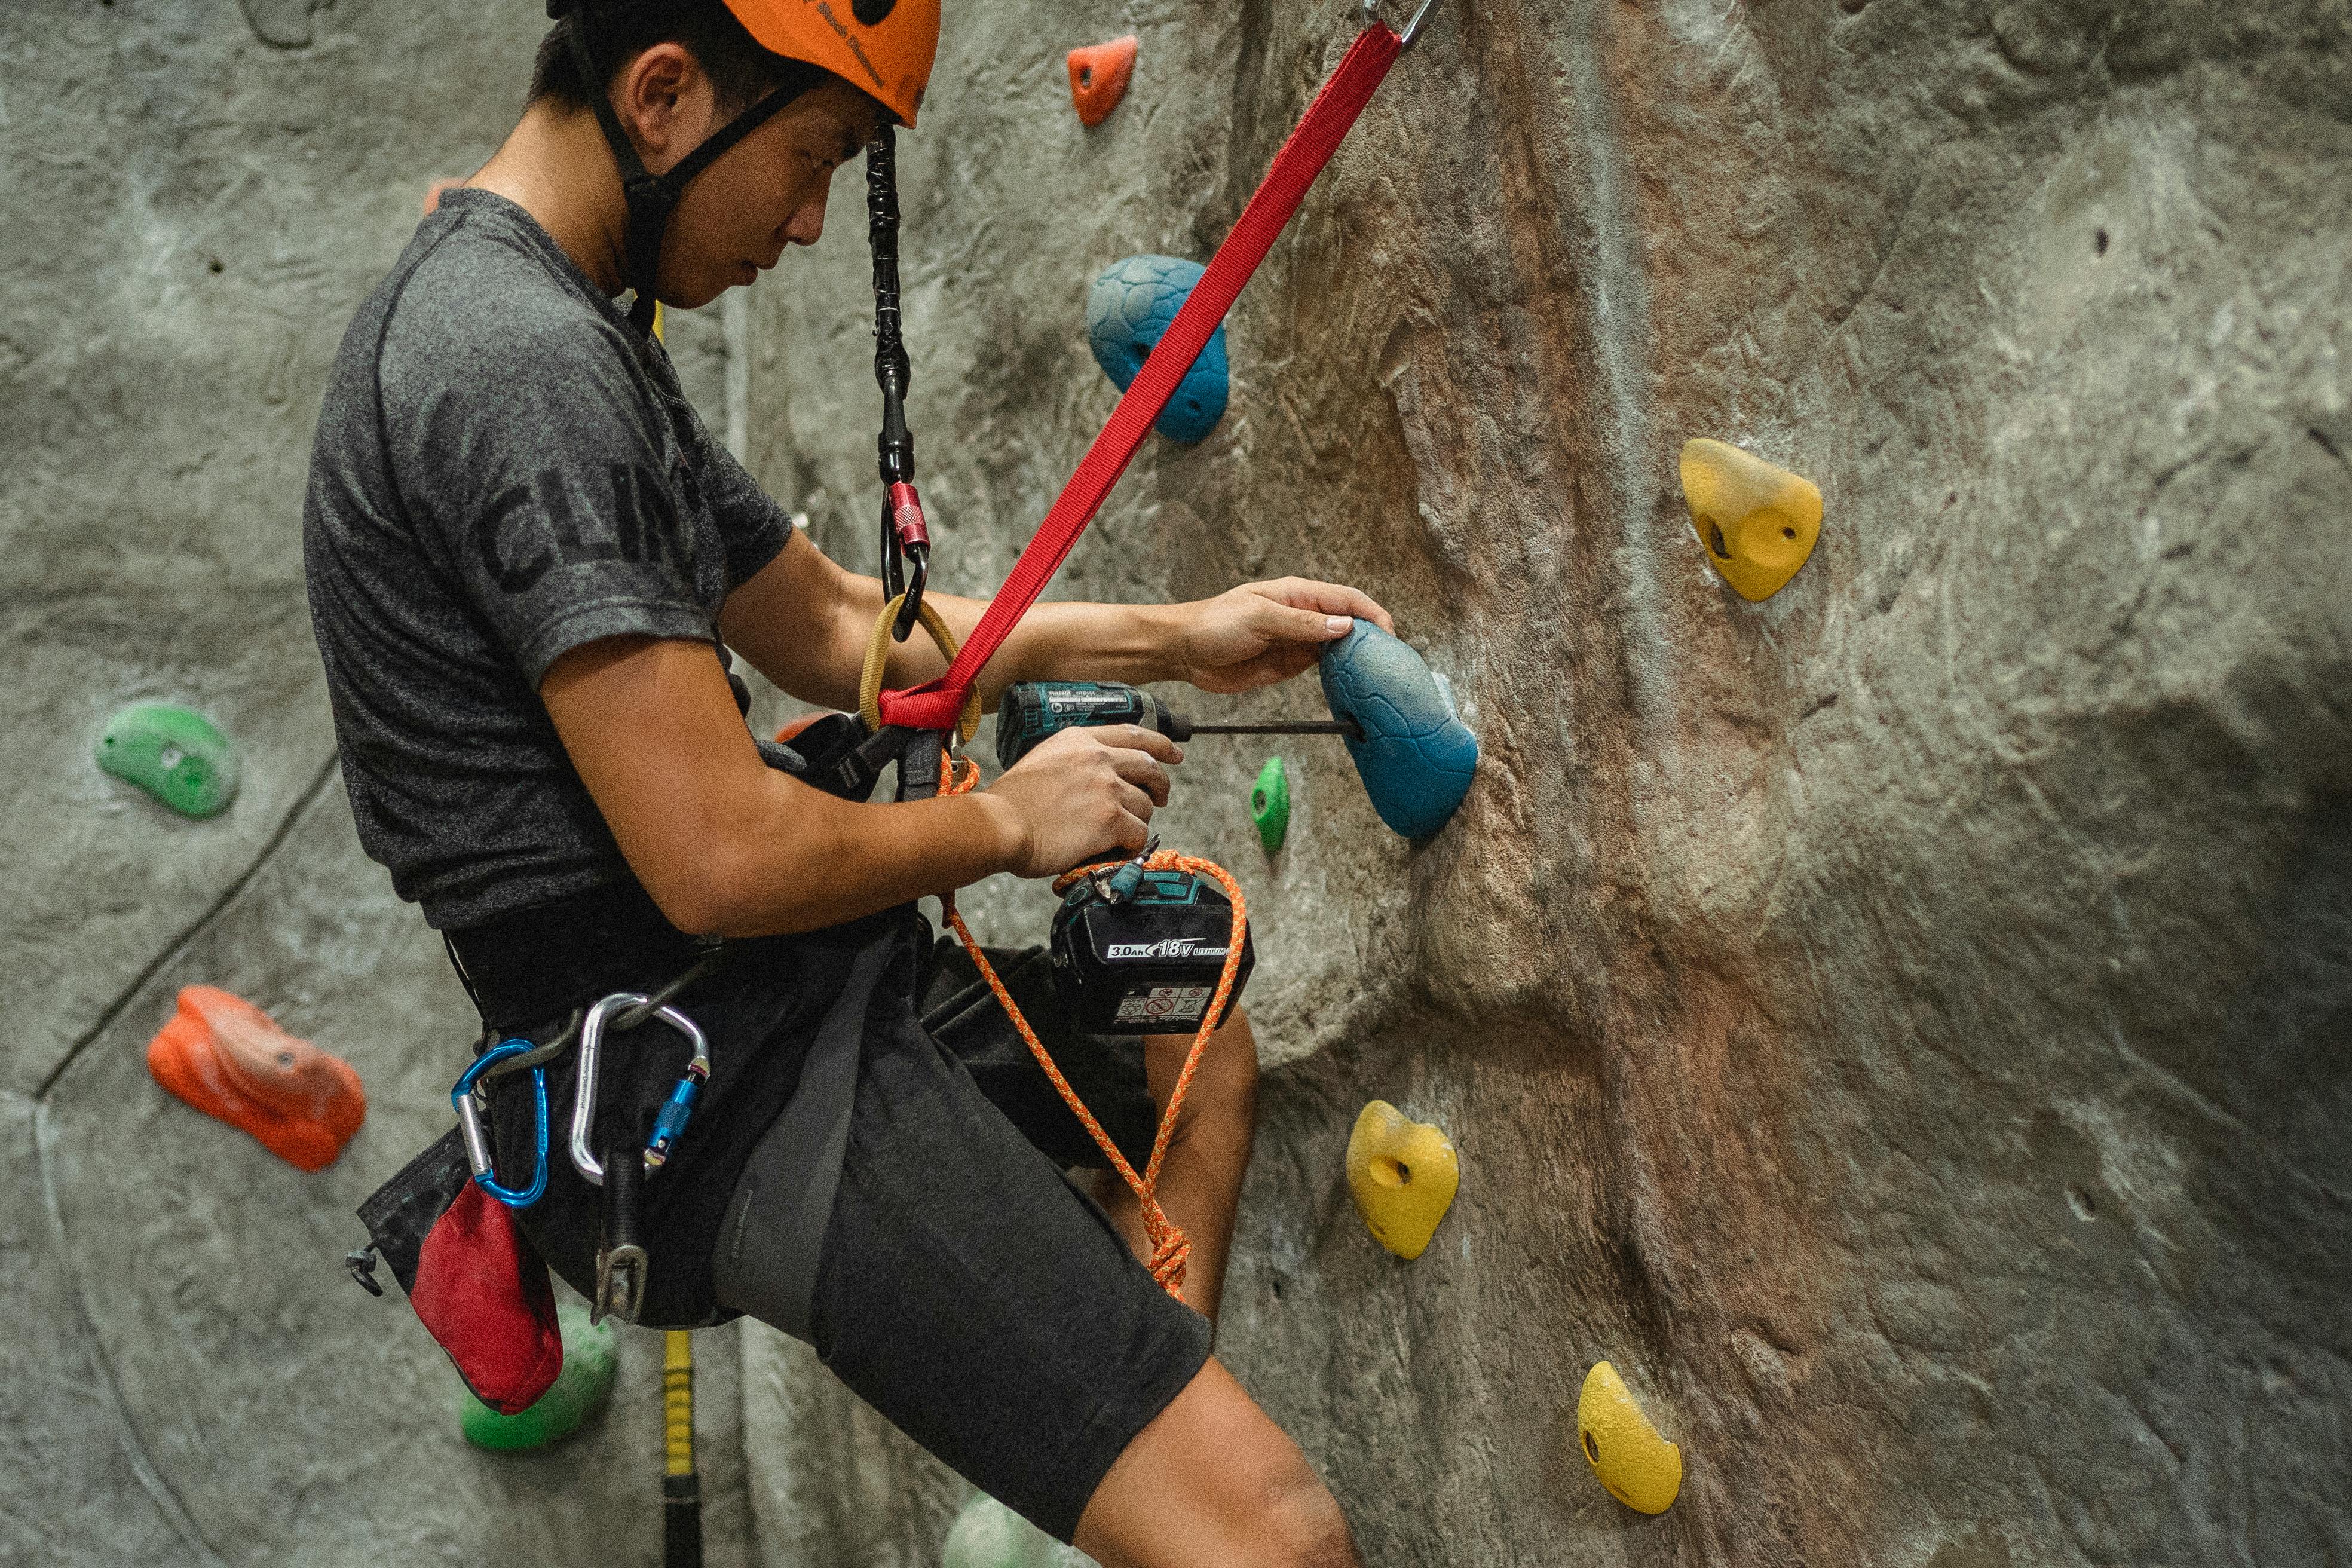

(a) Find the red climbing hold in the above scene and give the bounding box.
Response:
[145,985,367,1172]
[1067,36,1138,128]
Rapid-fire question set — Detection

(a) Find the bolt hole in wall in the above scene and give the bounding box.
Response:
[2067,1185,2098,1220]
[2095,227,2110,256]
[209,259,225,274]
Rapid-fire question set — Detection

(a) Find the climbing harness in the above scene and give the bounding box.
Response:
[569,991,712,1324]
[454,1040,552,1209]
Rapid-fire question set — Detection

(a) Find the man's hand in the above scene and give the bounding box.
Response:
[1171,578,1395,695]
[983,725,1182,878]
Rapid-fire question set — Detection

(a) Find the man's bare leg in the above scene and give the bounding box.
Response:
[1074,1012,1358,1566]
[1073,1358,1362,1568]
[1088,1007,1261,1319]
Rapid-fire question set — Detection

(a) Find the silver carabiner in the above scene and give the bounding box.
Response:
[568,991,711,1186]
[1363,0,1444,48]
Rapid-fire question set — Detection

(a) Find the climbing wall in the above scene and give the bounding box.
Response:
[739,1,2352,1563]
[0,5,760,1564]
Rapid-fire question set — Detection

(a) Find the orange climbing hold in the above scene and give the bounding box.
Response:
[146,985,366,1172]
[1067,36,1138,128]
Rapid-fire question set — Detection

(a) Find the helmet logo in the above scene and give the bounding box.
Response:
[851,0,896,22]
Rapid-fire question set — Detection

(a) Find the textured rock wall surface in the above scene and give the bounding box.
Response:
[0,5,760,1565]
[739,1,2352,1564]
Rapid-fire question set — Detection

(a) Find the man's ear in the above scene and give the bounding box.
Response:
[616,41,711,164]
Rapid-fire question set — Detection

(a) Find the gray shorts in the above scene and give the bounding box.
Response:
[715,938,1215,1544]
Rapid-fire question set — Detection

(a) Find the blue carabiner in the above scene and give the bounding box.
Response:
[452,1040,549,1209]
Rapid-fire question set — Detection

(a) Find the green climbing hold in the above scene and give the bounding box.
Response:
[942,1493,1095,1568]
[1250,757,1291,855]
[97,703,239,819]
[460,1302,617,1452]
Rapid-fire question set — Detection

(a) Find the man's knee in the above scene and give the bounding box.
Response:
[1257,1475,1361,1568]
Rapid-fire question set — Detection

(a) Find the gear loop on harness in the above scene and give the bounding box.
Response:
[467,942,730,1089]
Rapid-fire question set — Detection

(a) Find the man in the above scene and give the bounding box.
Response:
[305,3,1383,1564]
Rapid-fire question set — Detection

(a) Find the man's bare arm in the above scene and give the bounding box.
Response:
[538,633,1179,938]
[715,529,1392,715]
[716,529,1177,713]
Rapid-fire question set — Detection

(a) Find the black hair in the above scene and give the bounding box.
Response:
[529,1,826,117]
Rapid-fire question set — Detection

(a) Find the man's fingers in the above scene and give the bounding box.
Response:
[1257,599,1353,645]
[1262,577,1395,635]
[1108,749,1173,807]
[1116,780,1158,823]
[1093,724,1183,763]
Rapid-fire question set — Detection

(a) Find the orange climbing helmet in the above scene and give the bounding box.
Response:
[719,0,941,128]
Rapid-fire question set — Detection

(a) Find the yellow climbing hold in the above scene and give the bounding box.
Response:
[1345,1100,1459,1260]
[1679,438,1823,602]
[1576,1362,1682,1514]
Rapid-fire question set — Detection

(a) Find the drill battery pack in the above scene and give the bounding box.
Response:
[1049,868,1255,1036]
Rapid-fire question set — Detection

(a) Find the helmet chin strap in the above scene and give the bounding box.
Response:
[560,14,811,332]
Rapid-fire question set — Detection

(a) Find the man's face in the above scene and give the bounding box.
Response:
[658,76,879,310]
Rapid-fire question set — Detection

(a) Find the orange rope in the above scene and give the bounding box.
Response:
[936,752,1246,1301]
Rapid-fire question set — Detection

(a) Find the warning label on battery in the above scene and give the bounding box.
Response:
[1114,987,1212,1024]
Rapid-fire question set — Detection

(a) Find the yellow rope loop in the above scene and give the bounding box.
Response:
[860,595,984,747]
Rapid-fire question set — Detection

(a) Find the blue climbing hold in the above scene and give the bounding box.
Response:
[1318,624,1478,841]
[1086,255,1230,445]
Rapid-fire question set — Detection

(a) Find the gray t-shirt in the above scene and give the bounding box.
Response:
[303,189,791,930]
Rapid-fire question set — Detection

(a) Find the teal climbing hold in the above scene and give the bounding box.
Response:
[1086,255,1230,444]
[1318,624,1478,841]
[460,1302,617,1452]
[1251,757,1291,855]
[97,703,239,819]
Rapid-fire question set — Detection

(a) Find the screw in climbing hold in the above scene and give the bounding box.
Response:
[1067,36,1138,128]
[96,702,240,819]
[1316,623,1478,841]
[1250,757,1291,855]
[1086,255,1230,445]
[1679,438,1823,602]
[1345,1100,1460,1260]
[1576,1361,1682,1514]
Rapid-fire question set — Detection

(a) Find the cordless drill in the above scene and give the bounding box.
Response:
[995,682,1358,1034]
[993,681,1359,773]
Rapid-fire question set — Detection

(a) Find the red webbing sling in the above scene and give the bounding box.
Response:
[876,22,1409,733]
